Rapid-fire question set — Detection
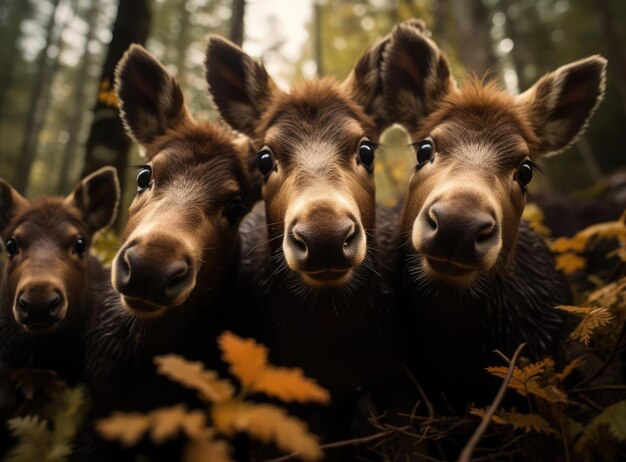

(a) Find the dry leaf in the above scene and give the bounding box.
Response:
[551,219,626,254]
[212,401,322,461]
[149,405,206,443]
[486,360,568,403]
[470,408,555,435]
[523,203,551,237]
[558,306,614,345]
[184,433,233,462]
[154,355,234,403]
[218,332,329,404]
[96,412,150,447]
[555,252,586,274]
[253,368,330,404]
[219,331,268,388]
[557,356,586,382]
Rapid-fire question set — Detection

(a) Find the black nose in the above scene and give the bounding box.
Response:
[287,218,363,272]
[420,201,498,266]
[16,289,64,325]
[114,241,193,309]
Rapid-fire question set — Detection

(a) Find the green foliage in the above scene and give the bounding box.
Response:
[576,401,626,460]
[6,385,89,462]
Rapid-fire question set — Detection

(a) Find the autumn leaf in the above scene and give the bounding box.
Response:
[97,412,150,447]
[97,405,208,447]
[555,252,586,274]
[218,331,268,388]
[149,405,206,443]
[557,306,614,345]
[212,401,322,461]
[551,218,626,254]
[218,332,329,404]
[486,360,568,403]
[556,356,586,382]
[523,203,551,237]
[154,355,234,403]
[470,408,556,435]
[184,433,233,462]
[253,367,330,404]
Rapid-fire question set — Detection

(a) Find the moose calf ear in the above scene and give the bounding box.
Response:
[517,55,607,156]
[341,28,394,129]
[0,179,27,232]
[115,44,192,147]
[205,35,277,137]
[381,19,456,133]
[66,167,120,233]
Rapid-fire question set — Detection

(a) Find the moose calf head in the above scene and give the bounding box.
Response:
[0,168,119,332]
[383,21,606,286]
[112,45,252,317]
[205,35,389,289]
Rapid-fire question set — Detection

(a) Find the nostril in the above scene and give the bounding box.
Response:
[343,223,359,248]
[49,292,61,309]
[475,220,497,245]
[426,207,438,231]
[290,228,308,253]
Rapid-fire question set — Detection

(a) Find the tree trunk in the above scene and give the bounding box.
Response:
[13,0,62,193]
[0,0,32,122]
[229,0,245,47]
[450,0,497,77]
[80,0,151,200]
[598,0,626,115]
[56,1,100,194]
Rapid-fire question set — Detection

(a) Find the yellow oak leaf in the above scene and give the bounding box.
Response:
[252,367,330,404]
[555,252,586,274]
[218,331,268,388]
[184,434,233,462]
[154,355,234,403]
[212,401,322,461]
[96,412,150,447]
[149,405,206,443]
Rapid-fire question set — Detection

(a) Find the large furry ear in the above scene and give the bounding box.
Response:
[205,35,277,137]
[115,44,192,147]
[341,30,393,128]
[65,167,120,234]
[516,55,607,156]
[381,19,456,133]
[0,179,28,232]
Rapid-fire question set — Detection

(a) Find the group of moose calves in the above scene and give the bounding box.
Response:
[0,19,608,460]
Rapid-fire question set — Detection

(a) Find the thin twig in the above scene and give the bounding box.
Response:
[458,343,526,462]
[572,384,626,393]
[576,320,626,388]
[266,426,412,462]
[401,362,435,419]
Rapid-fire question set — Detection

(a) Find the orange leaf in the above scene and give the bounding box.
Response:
[185,436,233,462]
[154,355,234,403]
[252,367,330,404]
[96,412,150,447]
[219,331,268,388]
[555,252,585,275]
[212,401,322,461]
[149,405,206,443]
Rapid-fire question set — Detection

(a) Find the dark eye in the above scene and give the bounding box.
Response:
[257,147,275,176]
[416,139,434,165]
[223,198,248,226]
[516,160,534,190]
[136,167,152,192]
[357,138,376,169]
[73,235,86,256]
[5,237,18,257]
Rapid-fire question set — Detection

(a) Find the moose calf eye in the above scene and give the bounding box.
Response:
[73,236,86,256]
[357,138,376,169]
[223,198,248,226]
[257,147,275,176]
[137,168,152,192]
[516,160,534,189]
[5,237,18,257]
[416,139,434,165]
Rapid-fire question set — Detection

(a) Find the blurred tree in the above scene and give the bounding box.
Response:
[598,0,626,115]
[230,0,245,46]
[80,0,150,203]
[13,0,63,193]
[56,1,100,194]
[0,0,32,122]
[450,0,496,77]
